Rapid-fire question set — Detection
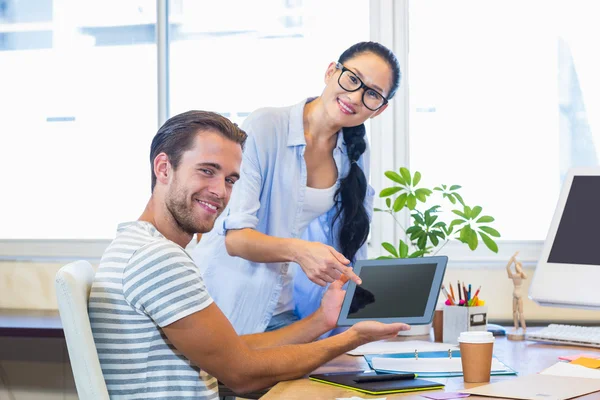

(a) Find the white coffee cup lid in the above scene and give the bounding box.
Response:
[458,331,495,343]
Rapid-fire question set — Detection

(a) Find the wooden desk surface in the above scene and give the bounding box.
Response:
[0,309,63,338]
[261,330,600,399]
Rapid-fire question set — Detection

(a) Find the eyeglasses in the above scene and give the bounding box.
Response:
[335,62,388,111]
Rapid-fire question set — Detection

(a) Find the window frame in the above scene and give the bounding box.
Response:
[0,0,538,267]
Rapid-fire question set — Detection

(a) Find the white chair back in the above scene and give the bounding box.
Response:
[55,260,109,399]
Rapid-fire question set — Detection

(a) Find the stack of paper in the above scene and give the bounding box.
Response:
[541,361,600,379]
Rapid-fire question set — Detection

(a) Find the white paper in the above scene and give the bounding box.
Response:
[371,356,511,373]
[347,340,458,356]
[540,361,600,379]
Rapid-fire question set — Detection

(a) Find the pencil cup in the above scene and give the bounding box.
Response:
[443,305,487,344]
[458,331,495,383]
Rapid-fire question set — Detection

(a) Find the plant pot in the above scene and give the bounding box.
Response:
[398,322,432,336]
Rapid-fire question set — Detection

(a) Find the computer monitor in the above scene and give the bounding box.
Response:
[529,168,600,310]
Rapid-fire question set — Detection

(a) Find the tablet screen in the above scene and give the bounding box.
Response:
[348,262,437,319]
[337,256,448,326]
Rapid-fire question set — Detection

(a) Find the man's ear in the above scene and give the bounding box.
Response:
[370,103,389,119]
[154,153,171,186]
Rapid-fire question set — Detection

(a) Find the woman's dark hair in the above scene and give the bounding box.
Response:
[333,41,401,263]
[149,110,247,192]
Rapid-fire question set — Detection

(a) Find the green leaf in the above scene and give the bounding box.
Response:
[471,206,482,219]
[476,216,495,223]
[373,207,383,212]
[412,213,425,225]
[406,225,421,234]
[479,226,501,237]
[453,192,465,206]
[382,242,398,257]
[414,188,430,202]
[409,249,427,258]
[380,187,402,197]
[464,206,472,219]
[430,233,439,246]
[385,198,391,208]
[442,184,447,190]
[376,256,395,260]
[432,221,446,229]
[400,167,412,186]
[384,171,406,185]
[434,186,443,191]
[479,231,499,253]
[407,194,417,210]
[399,240,409,258]
[413,171,422,186]
[452,210,468,219]
[393,193,408,212]
[417,234,427,249]
[468,228,479,250]
[449,218,465,229]
[447,194,457,204]
[449,185,462,191]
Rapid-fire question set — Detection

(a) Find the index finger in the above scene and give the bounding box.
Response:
[335,264,361,285]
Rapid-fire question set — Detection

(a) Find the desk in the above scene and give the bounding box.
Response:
[262,330,600,399]
[0,308,63,337]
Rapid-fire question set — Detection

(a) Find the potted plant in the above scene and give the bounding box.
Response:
[374,167,501,336]
[375,167,500,259]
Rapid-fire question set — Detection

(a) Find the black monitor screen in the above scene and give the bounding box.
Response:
[348,263,437,319]
[548,175,600,265]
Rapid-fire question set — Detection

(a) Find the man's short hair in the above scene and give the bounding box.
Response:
[149,111,247,191]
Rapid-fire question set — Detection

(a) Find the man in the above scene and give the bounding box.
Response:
[89,110,409,399]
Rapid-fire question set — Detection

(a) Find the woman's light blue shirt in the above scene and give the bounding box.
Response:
[192,98,375,335]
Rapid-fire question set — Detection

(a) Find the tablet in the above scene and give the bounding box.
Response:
[337,256,448,326]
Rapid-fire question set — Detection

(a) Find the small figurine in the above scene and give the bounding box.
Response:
[506,251,527,340]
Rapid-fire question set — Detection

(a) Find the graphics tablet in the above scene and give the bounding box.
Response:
[337,256,448,326]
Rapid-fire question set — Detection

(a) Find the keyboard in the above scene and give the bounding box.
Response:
[526,324,600,348]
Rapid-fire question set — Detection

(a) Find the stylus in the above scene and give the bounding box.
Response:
[354,373,416,383]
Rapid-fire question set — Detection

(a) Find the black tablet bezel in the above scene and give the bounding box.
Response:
[336,256,448,326]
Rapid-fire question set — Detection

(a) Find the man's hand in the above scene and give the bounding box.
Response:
[318,276,349,330]
[350,321,411,345]
[293,240,361,286]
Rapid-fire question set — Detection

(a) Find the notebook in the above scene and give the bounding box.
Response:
[308,371,444,395]
[364,350,516,377]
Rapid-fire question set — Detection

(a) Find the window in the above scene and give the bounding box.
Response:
[168,0,369,126]
[408,0,600,244]
[1,0,370,251]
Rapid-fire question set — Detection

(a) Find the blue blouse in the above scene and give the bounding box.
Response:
[192,98,375,335]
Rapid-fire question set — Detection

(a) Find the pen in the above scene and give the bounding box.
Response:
[457,281,462,302]
[354,373,416,383]
[468,284,472,304]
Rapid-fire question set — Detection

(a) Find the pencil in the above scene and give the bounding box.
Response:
[441,284,455,305]
[449,283,456,303]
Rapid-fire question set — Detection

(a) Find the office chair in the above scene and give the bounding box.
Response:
[55,260,109,400]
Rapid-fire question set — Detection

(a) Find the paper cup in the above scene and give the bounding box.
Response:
[458,331,494,383]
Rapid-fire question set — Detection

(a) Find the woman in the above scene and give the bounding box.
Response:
[192,41,401,334]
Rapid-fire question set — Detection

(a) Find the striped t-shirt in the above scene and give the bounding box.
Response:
[89,221,217,399]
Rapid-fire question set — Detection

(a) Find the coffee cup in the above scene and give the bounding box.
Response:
[458,331,494,383]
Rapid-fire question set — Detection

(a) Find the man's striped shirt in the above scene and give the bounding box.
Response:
[89,221,217,399]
